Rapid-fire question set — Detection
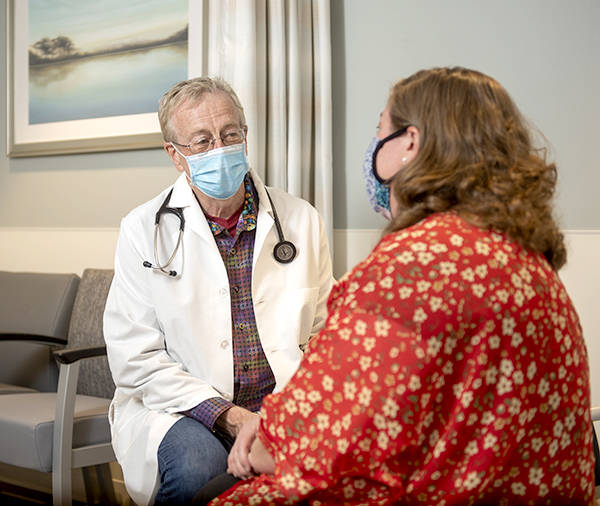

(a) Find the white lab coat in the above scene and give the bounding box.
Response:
[104,169,334,505]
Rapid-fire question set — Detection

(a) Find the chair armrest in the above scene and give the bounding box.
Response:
[52,345,107,365]
[0,332,67,345]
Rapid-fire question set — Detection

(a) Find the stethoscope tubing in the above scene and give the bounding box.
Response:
[143,186,296,276]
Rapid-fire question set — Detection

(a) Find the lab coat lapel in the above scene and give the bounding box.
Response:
[168,174,215,243]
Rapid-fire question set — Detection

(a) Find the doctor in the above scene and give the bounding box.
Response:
[104,76,334,506]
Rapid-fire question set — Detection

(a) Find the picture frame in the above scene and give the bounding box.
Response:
[6,0,204,158]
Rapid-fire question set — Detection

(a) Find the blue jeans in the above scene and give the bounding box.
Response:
[154,417,232,505]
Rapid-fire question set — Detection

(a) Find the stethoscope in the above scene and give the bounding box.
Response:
[142,187,297,277]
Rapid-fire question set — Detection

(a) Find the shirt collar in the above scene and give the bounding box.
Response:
[207,174,258,236]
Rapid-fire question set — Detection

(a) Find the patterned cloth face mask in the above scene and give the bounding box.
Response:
[363,136,393,220]
[363,125,410,220]
[173,142,249,200]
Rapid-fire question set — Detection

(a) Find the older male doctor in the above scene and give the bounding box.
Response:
[104,77,334,505]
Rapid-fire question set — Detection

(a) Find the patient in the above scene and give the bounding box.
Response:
[198,67,596,505]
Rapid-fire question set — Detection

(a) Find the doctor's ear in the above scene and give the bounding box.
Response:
[164,143,186,173]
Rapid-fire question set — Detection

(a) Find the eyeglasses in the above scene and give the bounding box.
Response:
[171,127,246,155]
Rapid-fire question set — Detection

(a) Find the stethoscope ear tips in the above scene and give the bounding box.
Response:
[273,240,297,264]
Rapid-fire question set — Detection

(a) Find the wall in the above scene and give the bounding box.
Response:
[0,1,599,410]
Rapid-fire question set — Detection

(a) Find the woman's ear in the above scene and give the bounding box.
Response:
[404,126,420,161]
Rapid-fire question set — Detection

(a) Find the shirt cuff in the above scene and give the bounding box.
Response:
[181,397,234,430]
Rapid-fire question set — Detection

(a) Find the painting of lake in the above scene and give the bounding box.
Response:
[28,0,188,125]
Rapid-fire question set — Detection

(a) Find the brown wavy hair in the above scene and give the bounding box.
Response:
[385,67,566,270]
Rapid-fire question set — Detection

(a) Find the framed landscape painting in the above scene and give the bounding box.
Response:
[7,0,203,157]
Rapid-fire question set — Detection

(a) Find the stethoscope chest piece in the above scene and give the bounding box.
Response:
[273,240,296,264]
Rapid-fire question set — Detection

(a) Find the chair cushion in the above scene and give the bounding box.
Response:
[0,393,111,473]
[0,383,38,394]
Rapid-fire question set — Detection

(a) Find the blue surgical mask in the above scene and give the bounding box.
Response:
[363,136,392,220]
[173,142,249,200]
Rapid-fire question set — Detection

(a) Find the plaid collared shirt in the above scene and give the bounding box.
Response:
[182,176,276,429]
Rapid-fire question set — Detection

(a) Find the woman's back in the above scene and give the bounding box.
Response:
[213,212,594,505]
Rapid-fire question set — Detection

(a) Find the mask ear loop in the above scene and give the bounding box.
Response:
[372,125,410,184]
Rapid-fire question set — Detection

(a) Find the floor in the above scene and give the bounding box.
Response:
[0,482,87,505]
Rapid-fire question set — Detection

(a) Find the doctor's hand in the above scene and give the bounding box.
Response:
[227,415,260,479]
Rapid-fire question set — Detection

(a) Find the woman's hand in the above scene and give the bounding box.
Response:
[227,415,260,479]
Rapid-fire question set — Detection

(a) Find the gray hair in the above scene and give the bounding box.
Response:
[158,76,246,142]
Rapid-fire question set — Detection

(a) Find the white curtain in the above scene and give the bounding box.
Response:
[194,0,333,245]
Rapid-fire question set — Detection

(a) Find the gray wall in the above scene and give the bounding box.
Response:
[1,0,599,232]
[332,0,600,231]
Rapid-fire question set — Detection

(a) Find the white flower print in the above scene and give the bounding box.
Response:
[374,319,391,337]
[429,296,443,311]
[548,439,559,458]
[527,362,537,381]
[465,440,479,456]
[322,375,334,391]
[497,375,513,395]
[528,467,544,486]
[461,268,475,282]
[481,411,495,425]
[548,391,561,411]
[502,316,517,336]
[408,375,422,392]
[396,251,415,265]
[358,386,372,406]
[472,284,486,298]
[496,289,509,303]
[433,438,446,458]
[514,290,525,307]
[344,381,357,400]
[427,336,442,356]
[363,337,377,353]
[413,307,428,323]
[474,264,488,278]
[461,390,474,408]
[418,251,436,265]
[449,234,464,246]
[382,398,400,418]
[377,431,390,451]
[362,281,376,293]
[430,243,448,253]
[306,390,322,403]
[337,438,350,454]
[538,377,550,397]
[464,471,482,491]
[500,359,514,376]
[379,276,393,289]
[354,319,368,335]
[531,438,543,452]
[411,242,427,251]
[511,482,526,496]
[511,332,523,348]
[416,280,432,292]
[485,366,499,385]
[439,261,457,276]
[494,250,508,266]
[483,433,497,449]
[399,286,414,299]
[488,335,501,349]
[511,273,523,288]
[512,370,524,385]
[316,413,330,430]
[475,241,490,255]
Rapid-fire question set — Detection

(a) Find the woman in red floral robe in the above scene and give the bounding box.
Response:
[204,67,595,505]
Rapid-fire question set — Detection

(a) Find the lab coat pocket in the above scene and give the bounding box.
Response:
[284,287,319,346]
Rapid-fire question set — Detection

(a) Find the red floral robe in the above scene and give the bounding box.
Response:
[211,212,595,505]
